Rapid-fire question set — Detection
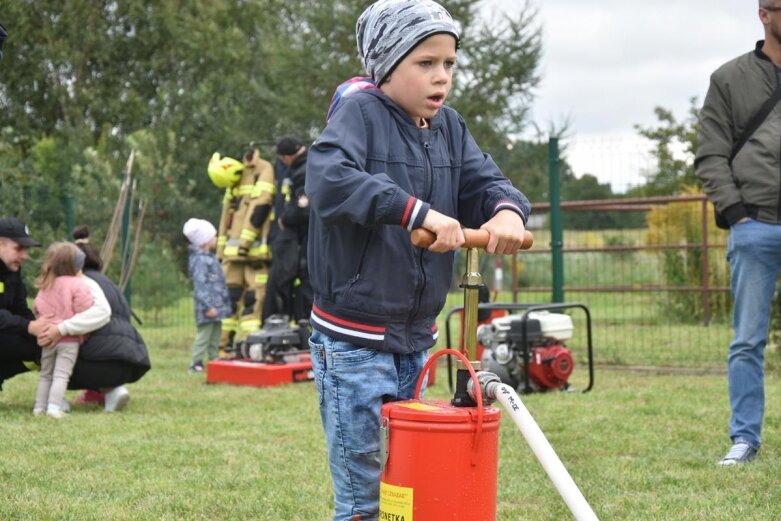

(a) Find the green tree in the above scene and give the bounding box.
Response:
[632,98,699,196]
[0,0,544,305]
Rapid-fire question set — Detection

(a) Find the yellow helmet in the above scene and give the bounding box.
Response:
[208,152,244,188]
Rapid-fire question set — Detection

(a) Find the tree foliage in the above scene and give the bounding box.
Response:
[0,0,543,251]
[631,98,699,196]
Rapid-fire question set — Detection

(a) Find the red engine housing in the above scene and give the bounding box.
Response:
[527,344,574,389]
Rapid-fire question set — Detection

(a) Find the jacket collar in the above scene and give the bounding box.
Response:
[755,40,771,62]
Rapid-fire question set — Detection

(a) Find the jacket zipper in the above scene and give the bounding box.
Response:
[348,231,373,288]
[408,136,435,341]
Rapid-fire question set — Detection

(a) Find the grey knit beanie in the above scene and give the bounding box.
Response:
[356,0,460,86]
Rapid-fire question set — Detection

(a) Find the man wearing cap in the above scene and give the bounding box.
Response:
[262,137,313,322]
[0,217,52,389]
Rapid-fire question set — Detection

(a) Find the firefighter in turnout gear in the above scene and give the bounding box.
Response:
[208,148,275,357]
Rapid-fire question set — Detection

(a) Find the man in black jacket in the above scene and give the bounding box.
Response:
[0,217,49,390]
[262,137,313,322]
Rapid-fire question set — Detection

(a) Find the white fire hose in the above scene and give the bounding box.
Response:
[471,373,599,521]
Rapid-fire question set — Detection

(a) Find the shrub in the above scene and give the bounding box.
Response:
[644,185,730,323]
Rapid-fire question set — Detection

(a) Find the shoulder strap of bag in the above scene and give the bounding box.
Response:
[730,84,781,163]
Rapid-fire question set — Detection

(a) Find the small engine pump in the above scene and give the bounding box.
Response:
[478,311,575,392]
[240,315,311,364]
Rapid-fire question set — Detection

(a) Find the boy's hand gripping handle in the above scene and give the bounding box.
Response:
[410,228,534,250]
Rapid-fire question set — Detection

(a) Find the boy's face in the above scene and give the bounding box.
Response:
[380,33,456,124]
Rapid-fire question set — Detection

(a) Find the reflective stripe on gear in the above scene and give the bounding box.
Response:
[221,318,238,333]
[223,239,241,257]
[240,318,261,333]
[22,360,40,372]
[238,183,254,196]
[240,228,258,242]
[251,181,275,198]
[249,242,270,260]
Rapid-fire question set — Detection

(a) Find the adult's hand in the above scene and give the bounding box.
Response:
[37,323,63,348]
[28,315,54,337]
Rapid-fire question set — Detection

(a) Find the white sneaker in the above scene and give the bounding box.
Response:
[46,407,67,419]
[104,386,130,413]
[32,408,45,416]
[717,442,758,466]
[60,400,71,413]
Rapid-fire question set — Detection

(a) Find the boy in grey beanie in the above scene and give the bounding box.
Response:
[356,0,460,86]
[307,1,530,519]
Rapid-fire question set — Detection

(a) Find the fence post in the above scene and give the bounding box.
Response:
[121,185,132,306]
[701,198,711,326]
[549,137,564,303]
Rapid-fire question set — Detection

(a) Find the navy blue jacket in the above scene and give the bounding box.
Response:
[306,89,530,354]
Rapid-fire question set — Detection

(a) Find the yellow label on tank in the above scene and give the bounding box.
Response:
[379,482,413,521]
[397,402,440,411]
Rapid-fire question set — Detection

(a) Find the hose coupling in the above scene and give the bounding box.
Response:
[468,371,503,404]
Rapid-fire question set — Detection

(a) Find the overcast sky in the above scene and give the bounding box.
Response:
[482,0,762,192]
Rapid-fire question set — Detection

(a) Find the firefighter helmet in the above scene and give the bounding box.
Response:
[208,152,244,188]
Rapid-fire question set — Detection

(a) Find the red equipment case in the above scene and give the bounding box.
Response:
[206,355,313,388]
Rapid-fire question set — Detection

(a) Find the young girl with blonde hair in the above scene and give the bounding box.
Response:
[33,242,96,418]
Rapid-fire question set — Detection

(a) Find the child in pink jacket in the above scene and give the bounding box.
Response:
[33,242,94,418]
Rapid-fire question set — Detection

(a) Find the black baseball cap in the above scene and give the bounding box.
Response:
[0,217,40,247]
[275,137,304,156]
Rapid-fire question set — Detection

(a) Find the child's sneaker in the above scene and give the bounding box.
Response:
[32,408,45,416]
[188,360,205,374]
[46,406,67,419]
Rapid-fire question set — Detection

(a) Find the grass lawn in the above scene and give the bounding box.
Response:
[2,338,780,520]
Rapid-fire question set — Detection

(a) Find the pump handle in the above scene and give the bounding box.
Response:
[411,228,533,250]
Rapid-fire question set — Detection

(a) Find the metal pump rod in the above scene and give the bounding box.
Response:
[461,246,482,362]
[410,227,533,364]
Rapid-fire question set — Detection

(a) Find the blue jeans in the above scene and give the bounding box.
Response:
[726,219,781,449]
[309,328,428,521]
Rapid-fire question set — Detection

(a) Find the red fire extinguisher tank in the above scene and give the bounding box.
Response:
[379,399,502,520]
